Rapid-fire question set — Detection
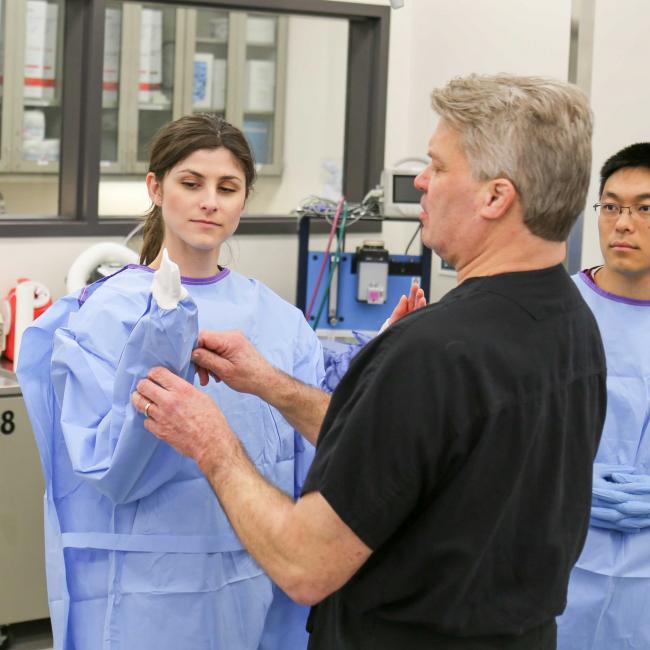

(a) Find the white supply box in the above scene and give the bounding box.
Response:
[246,16,275,45]
[103,7,122,105]
[24,0,58,101]
[245,60,275,112]
[212,59,227,110]
[139,8,163,104]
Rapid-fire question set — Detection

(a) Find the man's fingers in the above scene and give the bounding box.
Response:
[131,391,149,414]
[147,366,187,391]
[196,365,210,386]
[198,329,240,354]
[136,375,169,403]
[192,348,229,376]
[408,283,419,310]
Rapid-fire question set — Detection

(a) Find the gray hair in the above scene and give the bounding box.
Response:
[430,74,593,241]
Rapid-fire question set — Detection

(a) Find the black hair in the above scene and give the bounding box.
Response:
[599,142,650,196]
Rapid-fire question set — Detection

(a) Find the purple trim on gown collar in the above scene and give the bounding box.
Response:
[125,263,230,285]
[579,268,650,306]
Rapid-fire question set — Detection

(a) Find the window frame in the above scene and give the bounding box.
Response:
[0,0,389,237]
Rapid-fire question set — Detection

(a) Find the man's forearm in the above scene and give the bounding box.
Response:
[199,437,309,598]
[198,433,368,605]
[258,369,330,446]
[134,365,371,604]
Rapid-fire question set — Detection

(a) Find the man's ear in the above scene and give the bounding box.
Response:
[479,178,517,221]
[146,172,163,206]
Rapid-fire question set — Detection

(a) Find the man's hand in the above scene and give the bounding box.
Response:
[192,330,277,400]
[131,367,238,474]
[132,367,371,605]
[384,281,427,330]
[192,330,329,445]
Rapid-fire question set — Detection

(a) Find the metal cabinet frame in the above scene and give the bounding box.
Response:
[0,0,390,238]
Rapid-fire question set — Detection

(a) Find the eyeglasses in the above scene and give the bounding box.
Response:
[593,202,650,222]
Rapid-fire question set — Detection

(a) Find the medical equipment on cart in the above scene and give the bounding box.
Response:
[295,194,431,335]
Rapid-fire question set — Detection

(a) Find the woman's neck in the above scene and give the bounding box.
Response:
[150,242,221,278]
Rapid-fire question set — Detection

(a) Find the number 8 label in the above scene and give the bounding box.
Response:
[1,410,15,435]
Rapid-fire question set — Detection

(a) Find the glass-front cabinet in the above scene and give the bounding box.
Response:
[0,0,5,160]
[0,1,286,183]
[101,2,122,166]
[183,8,286,173]
[0,0,64,173]
[96,2,286,177]
[21,0,63,169]
[243,14,282,167]
[101,2,185,173]
[0,0,63,216]
[189,7,230,119]
[135,4,179,163]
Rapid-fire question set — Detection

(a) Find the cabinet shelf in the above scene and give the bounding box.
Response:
[246,40,276,47]
[23,99,60,108]
[138,103,172,111]
[196,36,227,45]
[192,106,226,113]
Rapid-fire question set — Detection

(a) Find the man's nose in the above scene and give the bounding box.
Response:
[614,207,634,230]
[414,168,429,192]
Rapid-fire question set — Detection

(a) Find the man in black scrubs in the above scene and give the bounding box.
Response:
[133,73,606,649]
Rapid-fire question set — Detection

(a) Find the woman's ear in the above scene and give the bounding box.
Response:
[146,172,163,206]
[480,178,517,221]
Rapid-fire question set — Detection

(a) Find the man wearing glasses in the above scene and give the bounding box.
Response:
[558,143,650,649]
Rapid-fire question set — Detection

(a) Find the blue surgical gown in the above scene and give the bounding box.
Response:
[557,270,650,649]
[17,264,324,650]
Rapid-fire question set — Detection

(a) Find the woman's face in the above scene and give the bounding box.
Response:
[146,147,247,259]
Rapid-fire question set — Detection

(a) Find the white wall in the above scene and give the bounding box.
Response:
[580,0,650,268]
[0,237,126,300]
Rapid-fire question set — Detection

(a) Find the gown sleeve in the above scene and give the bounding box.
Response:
[51,291,198,504]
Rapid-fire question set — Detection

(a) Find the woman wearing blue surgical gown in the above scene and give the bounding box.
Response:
[17,115,324,650]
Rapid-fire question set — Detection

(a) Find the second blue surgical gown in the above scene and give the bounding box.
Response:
[17,264,324,650]
[557,270,650,648]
